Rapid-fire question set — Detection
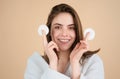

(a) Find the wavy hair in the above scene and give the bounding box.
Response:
[43,3,100,64]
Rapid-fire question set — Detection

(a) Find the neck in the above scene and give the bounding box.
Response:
[58,50,70,61]
[57,50,70,73]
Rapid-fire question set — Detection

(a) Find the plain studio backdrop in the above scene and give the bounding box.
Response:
[0,0,120,79]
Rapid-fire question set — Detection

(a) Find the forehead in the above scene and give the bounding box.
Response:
[51,12,74,26]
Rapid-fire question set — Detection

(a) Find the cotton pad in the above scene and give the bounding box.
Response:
[84,28,95,40]
[38,24,49,36]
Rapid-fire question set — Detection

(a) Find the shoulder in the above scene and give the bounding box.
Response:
[28,52,43,62]
[83,54,103,65]
[81,54,104,73]
[87,54,103,64]
[27,52,49,69]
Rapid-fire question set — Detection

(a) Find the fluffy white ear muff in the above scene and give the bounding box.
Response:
[84,28,95,40]
[38,24,49,36]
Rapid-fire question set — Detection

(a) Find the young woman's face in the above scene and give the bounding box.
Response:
[51,12,76,52]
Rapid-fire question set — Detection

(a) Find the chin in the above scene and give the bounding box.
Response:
[59,47,71,52]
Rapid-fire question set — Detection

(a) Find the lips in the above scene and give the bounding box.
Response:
[58,39,70,43]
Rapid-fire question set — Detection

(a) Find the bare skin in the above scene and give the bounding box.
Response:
[43,13,89,79]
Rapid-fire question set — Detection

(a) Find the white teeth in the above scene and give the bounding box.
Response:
[59,39,69,42]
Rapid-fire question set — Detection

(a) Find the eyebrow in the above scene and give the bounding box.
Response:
[68,24,75,27]
[52,23,63,26]
[52,23,75,26]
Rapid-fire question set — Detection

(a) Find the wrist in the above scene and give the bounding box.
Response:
[49,60,58,71]
[70,59,80,66]
[71,74,80,79]
[71,61,81,79]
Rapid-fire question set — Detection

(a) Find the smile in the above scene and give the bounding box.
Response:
[59,39,70,43]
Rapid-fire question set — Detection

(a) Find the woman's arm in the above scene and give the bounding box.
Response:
[24,52,70,79]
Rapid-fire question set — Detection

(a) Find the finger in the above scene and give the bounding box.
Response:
[48,44,59,52]
[42,30,48,47]
[53,42,59,51]
[80,40,88,46]
[71,43,80,56]
[73,43,80,50]
[48,41,59,51]
[81,45,88,49]
[79,41,89,49]
[84,32,90,41]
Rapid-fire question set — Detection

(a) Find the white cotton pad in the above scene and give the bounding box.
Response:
[84,28,95,40]
[38,24,49,36]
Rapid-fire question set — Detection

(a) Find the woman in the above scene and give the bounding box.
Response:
[24,3,104,79]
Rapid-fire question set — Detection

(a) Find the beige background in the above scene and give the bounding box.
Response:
[0,0,120,79]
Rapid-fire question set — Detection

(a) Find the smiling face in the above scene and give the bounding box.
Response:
[50,12,76,52]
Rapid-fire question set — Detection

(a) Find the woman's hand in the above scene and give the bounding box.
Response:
[44,41,59,62]
[70,32,89,79]
[44,41,59,70]
[70,32,89,63]
[42,30,59,70]
[70,40,89,62]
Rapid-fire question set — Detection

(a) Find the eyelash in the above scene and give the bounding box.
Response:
[54,26,75,30]
[69,26,75,30]
[54,26,61,29]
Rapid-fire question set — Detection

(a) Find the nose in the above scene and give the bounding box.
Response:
[61,29,68,37]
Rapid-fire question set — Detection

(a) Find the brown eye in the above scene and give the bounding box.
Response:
[69,26,75,30]
[55,26,60,29]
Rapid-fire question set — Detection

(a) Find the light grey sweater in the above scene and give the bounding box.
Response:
[24,52,104,79]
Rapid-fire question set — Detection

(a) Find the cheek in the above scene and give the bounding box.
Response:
[71,31,76,39]
[51,30,59,41]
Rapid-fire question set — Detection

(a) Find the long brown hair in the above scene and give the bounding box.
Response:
[44,3,100,64]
